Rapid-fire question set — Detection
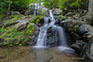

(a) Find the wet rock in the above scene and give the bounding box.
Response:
[71,40,86,53]
[82,32,93,42]
[76,25,88,35]
[47,27,59,47]
[81,42,93,60]
[70,32,81,42]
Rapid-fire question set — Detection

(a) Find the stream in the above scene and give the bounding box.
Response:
[0,47,85,62]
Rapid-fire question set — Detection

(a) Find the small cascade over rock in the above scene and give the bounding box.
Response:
[34,3,40,16]
[34,9,74,51]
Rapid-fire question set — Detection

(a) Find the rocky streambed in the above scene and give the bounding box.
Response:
[0,47,91,62]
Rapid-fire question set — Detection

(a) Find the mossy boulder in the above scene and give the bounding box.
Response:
[37,8,48,16]
[0,15,44,46]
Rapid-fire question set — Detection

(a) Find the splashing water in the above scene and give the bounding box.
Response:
[34,9,74,52]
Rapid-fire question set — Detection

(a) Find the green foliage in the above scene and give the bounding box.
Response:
[25,24,35,36]
[43,0,89,9]
[0,0,39,13]
[29,16,44,25]
[0,26,25,46]
[0,0,89,13]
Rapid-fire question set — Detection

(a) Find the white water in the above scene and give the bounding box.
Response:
[35,9,74,51]
[34,3,40,16]
[49,10,55,21]
[35,10,56,48]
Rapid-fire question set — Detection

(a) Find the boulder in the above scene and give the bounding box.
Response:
[81,42,93,60]
[76,25,88,35]
[70,32,81,42]
[82,32,93,42]
[71,40,86,53]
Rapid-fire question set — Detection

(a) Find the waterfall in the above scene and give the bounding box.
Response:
[34,10,56,48]
[52,25,67,46]
[34,9,73,51]
[49,10,55,21]
[34,3,40,16]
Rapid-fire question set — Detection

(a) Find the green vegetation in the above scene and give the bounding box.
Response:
[0,0,88,14]
[43,0,89,9]
[0,0,41,14]
[25,24,35,36]
[0,15,37,46]
[29,16,44,25]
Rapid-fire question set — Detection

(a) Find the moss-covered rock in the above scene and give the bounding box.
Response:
[0,15,44,46]
[29,15,44,26]
[37,8,48,16]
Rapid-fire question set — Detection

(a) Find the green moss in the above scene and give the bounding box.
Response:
[29,16,44,25]
[0,26,24,46]
[37,10,40,15]
[25,24,35,36]
[21,37,30,45]
[0,14,38,46]
[37,9,46,15]
[57,15,67,21]
[0,24,31,46]
[5,15,24,23]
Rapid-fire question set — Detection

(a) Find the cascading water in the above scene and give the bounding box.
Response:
[52,25,67,46]
[34,3,40,16]
[35,9,74,51]
[35,10,56,48]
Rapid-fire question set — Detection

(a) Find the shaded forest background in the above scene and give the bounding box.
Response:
[0,0,89,14]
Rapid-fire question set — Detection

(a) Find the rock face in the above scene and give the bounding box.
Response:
[81,42,93,60]
[62,19,93,42]
[46,27,59,47]
[61,19,93,59]
[71,40,86,53]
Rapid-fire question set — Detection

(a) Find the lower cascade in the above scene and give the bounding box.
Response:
[34,10,74,51]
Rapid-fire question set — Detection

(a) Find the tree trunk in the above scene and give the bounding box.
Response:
[87,0,93,25]
[89,0,93,17]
